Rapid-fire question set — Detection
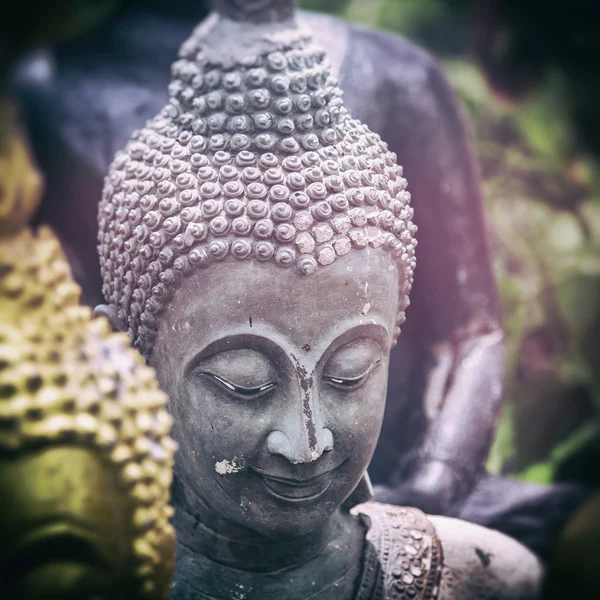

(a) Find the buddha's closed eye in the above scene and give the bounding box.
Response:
[324,359,382,390]
[191,337,384,400]
[201,372,277,399]
[322,337,384,392]
[192,348,278,401]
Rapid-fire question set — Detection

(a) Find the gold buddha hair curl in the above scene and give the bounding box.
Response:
[0,227,177,599]
[99,23,417,358]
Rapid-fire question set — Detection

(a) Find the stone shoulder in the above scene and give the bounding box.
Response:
[429,515,543,600]
[353,502,543,599]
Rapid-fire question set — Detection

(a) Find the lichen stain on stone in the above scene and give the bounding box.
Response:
[215,457,245,475]
[475,547,492,568]
[290,353,317,452]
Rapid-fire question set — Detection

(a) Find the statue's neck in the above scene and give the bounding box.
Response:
[174,506,345,571]
[172,476,341,571]
[171,478,366,598]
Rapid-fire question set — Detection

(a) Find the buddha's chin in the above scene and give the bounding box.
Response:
[234,486,347,541]
[245,512,336,541]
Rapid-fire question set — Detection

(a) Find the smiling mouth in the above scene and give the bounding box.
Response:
[256,470,334,502]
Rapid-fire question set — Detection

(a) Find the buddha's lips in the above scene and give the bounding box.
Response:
[256,470,334,502]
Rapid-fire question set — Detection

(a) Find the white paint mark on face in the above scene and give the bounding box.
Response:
[361,302,371,315]
[215,457,245,475]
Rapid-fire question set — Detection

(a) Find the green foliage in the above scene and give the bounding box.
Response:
[342,0,442,32]
[300,0,350,16]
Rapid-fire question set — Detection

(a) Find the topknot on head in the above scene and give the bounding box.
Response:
[166,22,342,156]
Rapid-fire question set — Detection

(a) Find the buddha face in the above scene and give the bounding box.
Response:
[0,446,135,599]
[150,248,399,539]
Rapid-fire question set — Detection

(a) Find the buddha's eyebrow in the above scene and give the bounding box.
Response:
[322,322,391,355]
[182,333,283,377]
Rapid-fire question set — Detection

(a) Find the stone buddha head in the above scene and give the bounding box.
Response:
[0,227,176,599]
[96,5,416,546]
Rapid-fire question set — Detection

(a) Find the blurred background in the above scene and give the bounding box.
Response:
[302,0,600,491]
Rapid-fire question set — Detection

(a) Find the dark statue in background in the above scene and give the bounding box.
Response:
[17,0,503,518]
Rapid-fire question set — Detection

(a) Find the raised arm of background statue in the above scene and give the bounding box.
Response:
[372,44,505,516]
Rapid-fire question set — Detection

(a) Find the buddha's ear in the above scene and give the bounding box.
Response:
[93,304,127,333]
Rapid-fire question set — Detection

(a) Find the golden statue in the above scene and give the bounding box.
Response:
[0,7,177,595]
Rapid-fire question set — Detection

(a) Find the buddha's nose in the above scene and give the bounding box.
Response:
[266,394,333,464]
[267,427,333,464]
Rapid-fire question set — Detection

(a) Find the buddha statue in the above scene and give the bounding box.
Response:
[0,226,177,600]
[96,7,543,598]
[17,0,507,519]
